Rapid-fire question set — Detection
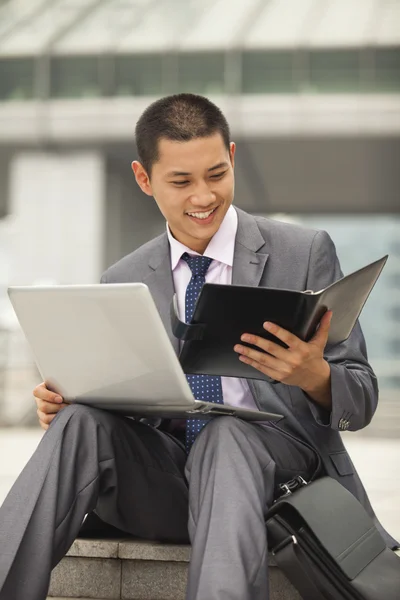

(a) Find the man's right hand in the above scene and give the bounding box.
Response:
[33,383,69,430]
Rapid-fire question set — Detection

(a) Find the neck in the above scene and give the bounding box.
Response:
[169,228,210,255]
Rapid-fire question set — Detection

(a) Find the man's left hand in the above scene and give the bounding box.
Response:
[234,311,333,408]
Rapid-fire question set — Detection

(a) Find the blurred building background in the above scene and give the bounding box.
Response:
[0,0,399,434]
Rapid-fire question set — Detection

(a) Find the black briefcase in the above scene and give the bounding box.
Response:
[266,476,400,600]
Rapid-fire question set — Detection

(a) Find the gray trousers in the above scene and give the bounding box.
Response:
[0,404,318,600]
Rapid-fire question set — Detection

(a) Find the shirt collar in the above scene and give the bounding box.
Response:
[167,205,238,271]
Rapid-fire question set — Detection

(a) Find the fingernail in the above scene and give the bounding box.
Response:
[55,396,63,403]
[234,345,244,353]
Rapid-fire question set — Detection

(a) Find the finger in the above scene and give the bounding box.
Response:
[239,334,289,361]
[262,322,302,349]
[35,398,60,414]
[33,382,63,404]
[37,409,58,426]
[234,344,288,373]
[311,311,333,346]
[238,354,284,381]
[39,420,49,431]
[36,399,68,414]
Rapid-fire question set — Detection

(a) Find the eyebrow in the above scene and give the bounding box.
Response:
[166,161,229,178]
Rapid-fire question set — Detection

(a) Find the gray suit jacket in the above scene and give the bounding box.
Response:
[101,206,397,548]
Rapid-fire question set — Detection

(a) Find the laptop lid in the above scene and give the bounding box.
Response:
[8,283,196,409]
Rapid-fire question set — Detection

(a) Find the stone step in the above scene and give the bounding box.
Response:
[48,538,301,600]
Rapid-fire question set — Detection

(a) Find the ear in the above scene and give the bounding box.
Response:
[131,161,153,196]
[229,142,236,169]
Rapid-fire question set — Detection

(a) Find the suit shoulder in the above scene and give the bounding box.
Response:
[254,215,321,245]
[101,233,166,283]
[252,214,336,267]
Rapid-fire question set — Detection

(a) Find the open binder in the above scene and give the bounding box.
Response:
[171,255,388,381]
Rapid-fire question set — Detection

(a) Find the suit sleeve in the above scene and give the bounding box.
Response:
[302,230,379,432]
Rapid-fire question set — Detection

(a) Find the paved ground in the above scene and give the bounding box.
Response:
[0,427,399,542]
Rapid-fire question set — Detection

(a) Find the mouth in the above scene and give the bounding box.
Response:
[186,206,219,225]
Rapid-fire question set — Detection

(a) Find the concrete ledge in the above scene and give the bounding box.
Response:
[118,539,191,562]
[65,537,277,565]
[49,557,121,599]
[122,560,189,600]
[66,539,120,559]
[48,538,301,600]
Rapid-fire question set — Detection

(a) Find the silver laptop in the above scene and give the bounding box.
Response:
[7,283,282,422]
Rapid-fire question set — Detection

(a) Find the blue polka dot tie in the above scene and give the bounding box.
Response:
[182,252,224,452]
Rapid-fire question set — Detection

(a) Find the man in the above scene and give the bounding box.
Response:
[0,93,396,600]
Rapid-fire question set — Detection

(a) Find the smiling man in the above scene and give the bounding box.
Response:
[0,94,396,600]
[133,134,235,252]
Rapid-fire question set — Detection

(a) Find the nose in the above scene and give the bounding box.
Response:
[189,180,216,207]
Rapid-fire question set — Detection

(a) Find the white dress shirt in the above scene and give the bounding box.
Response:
[166,206,259,411]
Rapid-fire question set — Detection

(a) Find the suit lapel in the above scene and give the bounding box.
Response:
[232,208,269,287]
[142,234,179,354]
[231,208,270,406]
[141,208,269,355]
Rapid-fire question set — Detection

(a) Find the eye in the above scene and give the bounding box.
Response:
[210,170,227,180]
[171,180,190,186]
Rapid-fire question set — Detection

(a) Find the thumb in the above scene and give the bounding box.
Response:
[311,310,332,346]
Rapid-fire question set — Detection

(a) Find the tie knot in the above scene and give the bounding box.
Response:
[182,253,213,277]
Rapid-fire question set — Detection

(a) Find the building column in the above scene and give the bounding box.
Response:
[104,158,165,269]
[0,151,105,425]
[8,151,105,285]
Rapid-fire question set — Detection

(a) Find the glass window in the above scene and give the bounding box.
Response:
[115,54,162,97]
[389,339,400,354]
[242,51,296,94]
[0,58,34,101]
[387,376,400,388]
[308,50,361,93]
[50,56,101,98]
[388,273,400,287]
[0,158,8,218]
[291,214,400,394]
[176,52,225,95]
[373,47,400,92]
[390,306,400,321]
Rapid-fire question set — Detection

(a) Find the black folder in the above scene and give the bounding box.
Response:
[171,255,388,382]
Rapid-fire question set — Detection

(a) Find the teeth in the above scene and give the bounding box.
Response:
[187,208,215,219]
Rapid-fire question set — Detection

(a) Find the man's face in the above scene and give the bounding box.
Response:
[132,133,235,254]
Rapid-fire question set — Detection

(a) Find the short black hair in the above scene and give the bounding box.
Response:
[135,93,231,176]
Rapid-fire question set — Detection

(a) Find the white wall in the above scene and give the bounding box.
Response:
[8,151,105,285]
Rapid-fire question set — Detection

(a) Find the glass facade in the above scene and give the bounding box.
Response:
[374,48,400,92]
[115,54,163,97]
[242,51,296,94]
[50,56,101,98]
[176,52,225,95]
[293,214,400,391]
[308,50,361,93]
[0,58,34,100]
[0,47,399,101]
